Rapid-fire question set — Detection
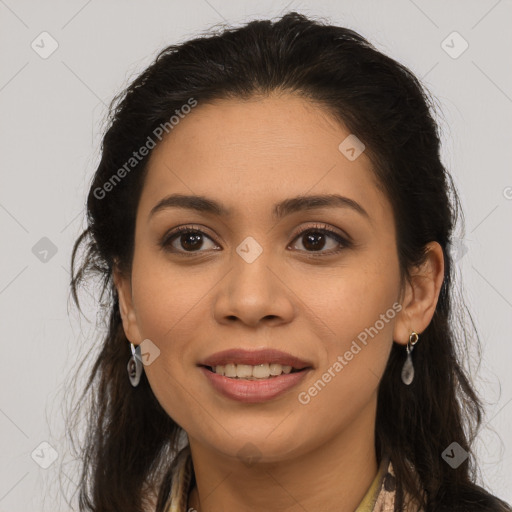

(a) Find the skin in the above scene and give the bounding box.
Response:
[114,92,445,512]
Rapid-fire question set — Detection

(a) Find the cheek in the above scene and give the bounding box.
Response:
[302,254,400,338]
[130,242,204,340]
[300,259,399,401]
[129,264,204,423]
[297,286,396,425]
[129,247,219,370]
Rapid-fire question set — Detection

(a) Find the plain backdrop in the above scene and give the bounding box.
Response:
[0,0,511,510]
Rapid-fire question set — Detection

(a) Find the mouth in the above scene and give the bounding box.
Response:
[198,348,313,380]
[200,363,309,380]
[198,365,312,403]
[197,348,313,403]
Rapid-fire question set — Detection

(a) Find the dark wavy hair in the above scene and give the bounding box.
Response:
[67,11,511,512]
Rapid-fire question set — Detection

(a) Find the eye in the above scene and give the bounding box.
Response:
[289,223,351,256]
[160,225,219,254]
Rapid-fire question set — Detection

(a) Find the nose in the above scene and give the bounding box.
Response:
[212,251,295,328]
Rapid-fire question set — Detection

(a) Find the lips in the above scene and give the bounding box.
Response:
[200,366,311,403]
[198,348,313,370]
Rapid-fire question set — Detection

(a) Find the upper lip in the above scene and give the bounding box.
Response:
[199,348,313,370]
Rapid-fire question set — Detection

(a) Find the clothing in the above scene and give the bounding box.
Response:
[166,445,424,512]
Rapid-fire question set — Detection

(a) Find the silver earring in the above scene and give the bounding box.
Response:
[127,343,143,387]
[401,331,419,385]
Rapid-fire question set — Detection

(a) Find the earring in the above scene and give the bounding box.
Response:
[401,331,419,385]
[127,342,143,387]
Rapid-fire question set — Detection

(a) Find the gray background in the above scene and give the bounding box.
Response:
[1,0,511,510]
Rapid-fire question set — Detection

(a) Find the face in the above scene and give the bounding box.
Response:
[115,93,410,463]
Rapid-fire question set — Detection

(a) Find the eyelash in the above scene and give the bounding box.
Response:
[159,223,352,258]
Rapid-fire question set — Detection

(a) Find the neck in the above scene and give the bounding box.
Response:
[187,395,379,512]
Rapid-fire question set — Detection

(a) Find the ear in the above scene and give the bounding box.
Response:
[112,262,143,345]
[393,241,445,345]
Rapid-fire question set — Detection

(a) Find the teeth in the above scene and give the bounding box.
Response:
[236,364,253,379]
[212,363,295,379]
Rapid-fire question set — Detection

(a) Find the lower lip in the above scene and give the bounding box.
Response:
[199,366,311,403]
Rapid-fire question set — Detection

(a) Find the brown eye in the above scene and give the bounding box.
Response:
[161,227,218,253]
[299,231,330,251]
[290,224,350,255]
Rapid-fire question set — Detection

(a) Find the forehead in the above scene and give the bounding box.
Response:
[139,94,391,225]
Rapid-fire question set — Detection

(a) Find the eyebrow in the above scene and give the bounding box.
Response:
[148,193,371,222]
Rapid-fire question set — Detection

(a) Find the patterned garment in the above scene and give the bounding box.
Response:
[166,445,424,512]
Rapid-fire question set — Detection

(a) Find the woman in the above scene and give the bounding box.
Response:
[69,11,511,512]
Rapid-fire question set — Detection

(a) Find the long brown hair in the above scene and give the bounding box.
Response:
[67,12,511,512]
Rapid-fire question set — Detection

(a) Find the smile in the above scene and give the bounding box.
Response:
[205,362,303,379]
[199,365,311,403]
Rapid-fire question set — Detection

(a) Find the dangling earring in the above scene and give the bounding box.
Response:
[127,342,143,387]
[401,331,419,385]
